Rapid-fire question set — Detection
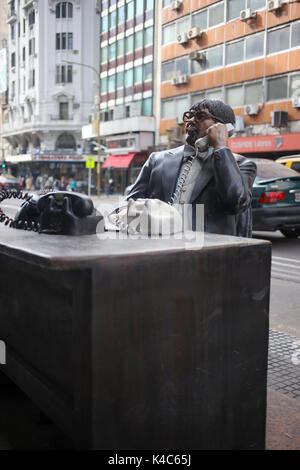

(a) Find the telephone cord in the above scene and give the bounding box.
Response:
[0,189,40,231]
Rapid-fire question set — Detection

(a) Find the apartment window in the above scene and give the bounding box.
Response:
[29,38,35,56]
[108,43,116,60]
[118,6,125,23]
[101,46,108,63]
[177,16,190,35]
[56,33,73,50]
[268,26,289,54]
[161,95,189,120]
[29,69,35,88]
[126,1,134,20]
[23,47,26,62]
[290,73,300,97]
[101,77,107,94]
[135,31,143,50]
[162,23,175,45]
[226,40,244,65]
[245,82,263,104]
[144,26,153,46]
[245,32,264,59]
[206,89,223,100]
[125,68,133,87]
[11,52,15,68]
[291,22,300,48]
[134,66,143,84]
[11,25,15,41]
[23,18,26,34]
[144,62,152,81]
[192,10,207,30]
[29,9,35,26]
[56,65,72,83]
[163,0,172,6]
[267,76,288,101]
[192,93,205,104]
[117,40,124,57]
[11,81,15,99]
[226,85,243,107]
[108,75,115,92]
[192,45,224,73]
[162,56,189,81]
[125,35,134,54]
[59,102,69,120]
[101,15,108,32]
[227,0,265,21]
[117,72,123,88]
[68,33,73,50]
[136,0,144,16]
[208,2,224,28]
[142,97,152,116]
[109,10,117,28]
[56,2,73,19]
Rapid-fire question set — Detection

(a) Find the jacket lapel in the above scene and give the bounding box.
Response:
[162,146,184,203]
[189,155,214,203]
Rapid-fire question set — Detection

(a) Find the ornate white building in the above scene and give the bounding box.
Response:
[2,0,100,177]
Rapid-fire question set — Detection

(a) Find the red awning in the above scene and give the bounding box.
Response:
[102,153,135,169]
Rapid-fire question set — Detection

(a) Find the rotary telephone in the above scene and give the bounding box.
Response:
[0,190,104,235]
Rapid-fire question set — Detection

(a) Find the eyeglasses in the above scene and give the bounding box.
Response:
[182,110,225,124]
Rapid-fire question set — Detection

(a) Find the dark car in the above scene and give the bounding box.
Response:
[0,174,23,191]
[251,158,300,238]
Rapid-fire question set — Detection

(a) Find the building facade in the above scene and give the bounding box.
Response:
[0,0,9,165]
[82,0,158,194]
[160,0,300,158]
[2,0,100,184]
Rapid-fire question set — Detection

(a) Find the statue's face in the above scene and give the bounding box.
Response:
[184,108,216,146]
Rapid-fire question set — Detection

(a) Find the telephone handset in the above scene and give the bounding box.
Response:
[0,190,104,235]
[194,123,235,153]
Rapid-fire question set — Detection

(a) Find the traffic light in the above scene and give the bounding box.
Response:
[1,163,6,169]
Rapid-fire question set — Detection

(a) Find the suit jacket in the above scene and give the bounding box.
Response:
[126,146,257,237]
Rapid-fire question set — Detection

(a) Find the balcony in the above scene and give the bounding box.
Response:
[7,10,17,24]
[50,115,74,121]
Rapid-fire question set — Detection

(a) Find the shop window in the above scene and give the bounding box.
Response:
[267,76,288,101]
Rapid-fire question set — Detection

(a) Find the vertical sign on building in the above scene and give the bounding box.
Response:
[0,48,7,94]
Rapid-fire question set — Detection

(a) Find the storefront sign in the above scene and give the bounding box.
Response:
[228,133,300,154]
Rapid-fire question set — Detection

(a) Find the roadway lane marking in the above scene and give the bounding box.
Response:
[272,256,300,283]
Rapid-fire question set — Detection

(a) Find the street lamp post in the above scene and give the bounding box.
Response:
[63,60,102,196]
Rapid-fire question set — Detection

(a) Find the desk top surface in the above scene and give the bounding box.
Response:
[0,223,270,269]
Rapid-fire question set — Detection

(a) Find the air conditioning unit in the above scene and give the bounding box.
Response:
[177,74,189,84]
[171,0,183,10]
[187,27,202,40]
[267,0,283,11]
[177,33,188,44]
[189,51,205,62]
[271,110,288,126]
[240,9,257,21]
[171,77,179,85]
[292,97,300,108]
[244,104,260,115]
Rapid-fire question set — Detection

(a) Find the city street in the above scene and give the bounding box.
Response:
[0,194,299,449]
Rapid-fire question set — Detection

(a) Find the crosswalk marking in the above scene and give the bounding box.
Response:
[272,256,300,283]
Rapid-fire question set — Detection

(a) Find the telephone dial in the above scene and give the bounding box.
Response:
[0,189,104,235]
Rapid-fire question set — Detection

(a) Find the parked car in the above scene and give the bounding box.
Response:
[276,155,300,174]
[0,174,23,191]
[251,158,300,238]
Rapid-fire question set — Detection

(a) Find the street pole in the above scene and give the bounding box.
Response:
[63,60,101,195]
